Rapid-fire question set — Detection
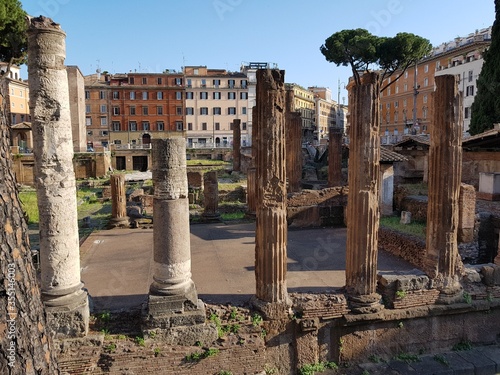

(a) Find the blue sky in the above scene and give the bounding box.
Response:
[20,0,494,103]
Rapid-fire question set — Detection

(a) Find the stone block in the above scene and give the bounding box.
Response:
[494,265,500,286]
[409,355,454,374]
[477,346,500,372]
[45,294,90,339]
[478,172,500,201]
[481,266,495,286]
[457,349,497,375]
[441,352,475,374]
[400,211,412,225]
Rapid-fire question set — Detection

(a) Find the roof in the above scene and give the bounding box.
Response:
[380,147,408,163]
[463,125,500,150]
[393,135,431,148]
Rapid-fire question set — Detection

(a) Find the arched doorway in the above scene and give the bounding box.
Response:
[215,137,221,147]
[142,133,151,146]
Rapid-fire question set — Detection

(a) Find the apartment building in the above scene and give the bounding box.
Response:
[309,86,338,142]
[84,71,185,149]
[285,83,315,142]
[183,66,250,148]
[380,27,491,143]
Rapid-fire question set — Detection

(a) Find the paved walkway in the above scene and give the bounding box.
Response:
[80,222,416,311]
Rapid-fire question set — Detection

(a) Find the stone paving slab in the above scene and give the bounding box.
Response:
[441,352,475,375]
[409,355,454,374]
[456,349,497,375]
[477,346,500,372]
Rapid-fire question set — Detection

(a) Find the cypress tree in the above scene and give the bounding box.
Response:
[470,0,500,135]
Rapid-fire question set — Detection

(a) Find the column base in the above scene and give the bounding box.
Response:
[250,296,292,320]
[347,293,384,314]
[43,288,90,338]
[430,275,464,304]
[201,212,222,222]
[107,216,130,229]
[142,296,217,346]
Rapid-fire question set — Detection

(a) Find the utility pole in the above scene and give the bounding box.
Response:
[412,63,419,130]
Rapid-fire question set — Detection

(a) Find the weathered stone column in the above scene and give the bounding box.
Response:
[253,69,290,318]
[345,72,383,313]
[328,127,343,187]
[146,137,215,343]
[202,170,221,222]
[424,75,464,303]
[233,119,241,172]
[246,105,258,216]
[27,16,89,337]
[286,90,303,193]
[108,173,129,228]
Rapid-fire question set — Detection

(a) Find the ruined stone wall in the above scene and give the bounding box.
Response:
[462,151,500,189]
[378,228,426,269]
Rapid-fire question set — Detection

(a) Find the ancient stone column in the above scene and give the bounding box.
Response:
[246,167,257,215]
[424,75,464,303]
[233,119,241,172]
[253,69,290,318]
[345,72,383,314]
[108,173,129,228]
[202,170,221,222]
[27,16,89,337]
[286,90,303,193]
[328,126,343,187]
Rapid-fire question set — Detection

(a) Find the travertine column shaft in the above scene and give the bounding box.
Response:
[285,90,303,193]
[246,167,257,215]
[202,170,221,221]
[345,73,383,313]
[150,138,197,304]
[109,173,129,227]
[254,69,289,315]
[27,16,89,336]
[233,119,241,172]
[424,75,464,299]
[328,127,343,187]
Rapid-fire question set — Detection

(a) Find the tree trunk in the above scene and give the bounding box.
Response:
[0,75,59,374]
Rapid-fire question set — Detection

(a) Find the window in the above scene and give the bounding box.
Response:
[85,104,91,113]
[186,92,194,99]
[188,123,193,131]
[176,122,183,131]
[404,83,408,92]
[424,64,429,73]
[176,92,182,100]
[157,106,163,115]
[142,77,147,84]
[100,117,107,126]
[86,117,92,126]
[157,77,162,85]
[130,106,136,115]
[129,121,137,131]
[423,107,428,119]
[213,107,221,115]
[213,79,220,87]
[157,121,164,131]
[176,106,182,115]
[186,107,194,115]
[404,71,408,79]
[213,92,221,99]
[201,79,206,87]
[240,92,248,99]
[112,121,121,131]
[424,77,429,87]
[388,87,391,95]
[85,91,90,99]
[394,101,398,108]
[142,106,149,115]
[395,86,399,94]
[230,122,234,130]
[403,99,407,107]
[100,104,107,113]
[228,107,236,115]
[386,103,390,109]
[241,80,247,88]
[187,79,192,87]
[200,107,208,115]
[87,131,93,136]
[228,92,236,100]
[157,92,163,100]
[142,121,150,131]
[394,112,398,122]
[99,90,106,99]
[228,79,235,88]
[113,91,119,100]
[175,77,182,85]
[468,70,474,82]
[241,107,247,115]
[200,92,208,99]
[142,91,148,100]
[129,77,135,84]
[130,92,136,100]
[242,122,247,130]
[465,107,470,119]
[466,85,475,96]
[215,122,220,130]
[202,122,207,130]
[113,106,120,115]
[423,95,428,104]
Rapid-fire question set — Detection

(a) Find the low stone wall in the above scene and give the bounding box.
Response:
[378,227,426,269]
[287,187,348,227]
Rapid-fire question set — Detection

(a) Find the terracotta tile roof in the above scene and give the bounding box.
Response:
[380,147,408,162]
[393,135,431,147]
